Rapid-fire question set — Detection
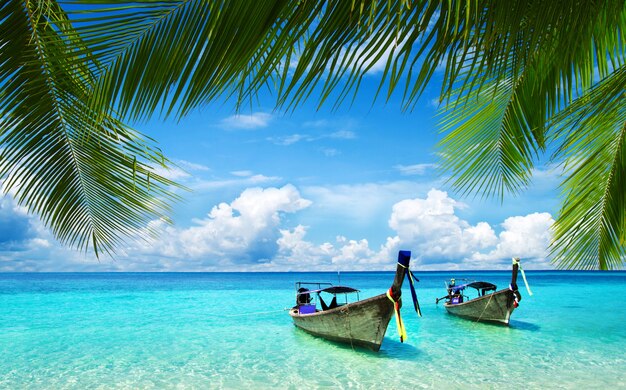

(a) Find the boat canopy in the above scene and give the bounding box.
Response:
[450,281,496,294]
[297,285,360,295]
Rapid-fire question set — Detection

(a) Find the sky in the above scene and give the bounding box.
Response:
[0,59,563,272]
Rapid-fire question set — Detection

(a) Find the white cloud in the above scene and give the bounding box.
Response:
[303,120,329,128]
[272,225,335,270]
[138,185,312,264]
[358,35,404,74]
[269,134,310,146]
[428,97,441,108]
[192,174,281,191]
[385,189,498,263]
[320,148,340,157]
[267,126,356,146]
[220,112,272,129]
[176,160,210,172]
[151,165,191,181]
[470,212,554,267]
[302,181,440,224]
[272,228,384,271]
[0,182,555,272]
[150,159,210,181]
[328,130,356,140]
[230,170,254,177]
[270,189,553,271]
[395,163,438,176]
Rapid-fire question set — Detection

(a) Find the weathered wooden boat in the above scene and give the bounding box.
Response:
[289,250,420,351]
[436,258,531,325]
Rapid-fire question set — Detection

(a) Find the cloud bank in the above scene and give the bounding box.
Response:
[0,184,554,272]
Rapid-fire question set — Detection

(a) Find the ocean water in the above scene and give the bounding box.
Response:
[0,271,624,389]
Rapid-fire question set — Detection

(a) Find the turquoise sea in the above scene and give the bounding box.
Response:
[1,271,624,389]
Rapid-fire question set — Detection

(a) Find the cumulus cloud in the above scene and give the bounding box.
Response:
[270,189,553,271]
[272,227,384,271]
[385,189,499,264]
[0,182,555,271]
[220,112,272,129]
[469,212,554,268]
[0,192,105,272]
[137,185,312,265]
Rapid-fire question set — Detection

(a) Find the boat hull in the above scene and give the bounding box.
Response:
[290,293,394,351]
[444,289,515,325]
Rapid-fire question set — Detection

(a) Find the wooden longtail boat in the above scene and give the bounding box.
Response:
[289,250,419,351]
[436,258,528,325]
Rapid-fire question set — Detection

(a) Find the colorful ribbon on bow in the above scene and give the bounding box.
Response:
[386,288,407,342]
[397,260,422,317]
[512,257,533,296]
[387,257,423,342]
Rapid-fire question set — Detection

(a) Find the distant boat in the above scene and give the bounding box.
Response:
[436,258,530,325]
[289,250,421,351]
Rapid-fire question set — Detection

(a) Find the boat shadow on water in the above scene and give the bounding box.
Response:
[441,314,541,333]
[292,327,421,359]
[508,320,541,332]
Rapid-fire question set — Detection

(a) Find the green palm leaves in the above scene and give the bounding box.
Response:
[2,0,625,268]
[551,66,626,269]
[434,2,626,269]
[1,1,180,256]
[68,0,320,120]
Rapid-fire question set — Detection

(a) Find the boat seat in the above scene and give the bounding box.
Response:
[299,304,316,314]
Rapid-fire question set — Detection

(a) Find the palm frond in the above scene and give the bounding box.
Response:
[549,65,626,270]
[64,1,626,120]
[438,62,547,201]
[0,0,181,256]
[63,0,321,120]
[4,0,626,270]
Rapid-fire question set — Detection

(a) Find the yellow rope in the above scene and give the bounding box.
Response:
[386,289,407,342]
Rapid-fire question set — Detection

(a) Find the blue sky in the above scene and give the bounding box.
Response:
[0,64,562,271]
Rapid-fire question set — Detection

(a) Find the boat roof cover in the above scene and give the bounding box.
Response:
[297,285,360,295]
[450,281,497,293]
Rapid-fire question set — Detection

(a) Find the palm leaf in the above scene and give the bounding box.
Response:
[0,0,181,256]
[64,0,321,120]
[550,65,626,270]
[438,63,547,201]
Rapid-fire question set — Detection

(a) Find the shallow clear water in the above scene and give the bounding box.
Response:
[0,271,624,389]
